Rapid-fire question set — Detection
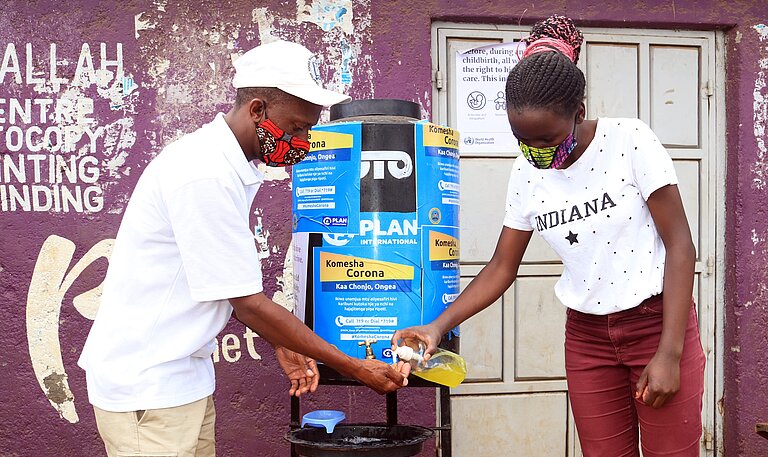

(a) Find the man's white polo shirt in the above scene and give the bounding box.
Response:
[78,113,264,412]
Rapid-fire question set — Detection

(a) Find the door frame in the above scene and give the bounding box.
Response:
[431,21,726,456]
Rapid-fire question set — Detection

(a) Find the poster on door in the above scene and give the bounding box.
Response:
[455,41,525,155]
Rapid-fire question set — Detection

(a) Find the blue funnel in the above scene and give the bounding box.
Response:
[301,410,346,433]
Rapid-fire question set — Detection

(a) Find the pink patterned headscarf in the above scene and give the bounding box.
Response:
[522,15,584,64]
[522,37,577,63]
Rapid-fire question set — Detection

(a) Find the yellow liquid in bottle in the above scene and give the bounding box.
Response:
[410,351,467,388]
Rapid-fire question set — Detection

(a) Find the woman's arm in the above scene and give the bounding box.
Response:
[636,183,696,408]
[391,227,532,358]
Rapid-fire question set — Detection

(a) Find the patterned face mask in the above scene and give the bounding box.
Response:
[518,120,578,169]
[255,119,311,167]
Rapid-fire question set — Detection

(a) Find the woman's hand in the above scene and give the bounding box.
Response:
[635,350,681,409]
[391,324,443,362]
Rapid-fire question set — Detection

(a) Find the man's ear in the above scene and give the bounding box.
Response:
[248,98,267,123]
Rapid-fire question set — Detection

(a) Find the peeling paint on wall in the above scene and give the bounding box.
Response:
[295,0,372,93]
[272,239,296,312]
[26,235,112,423]
[251,7,279,44]
[297,0,354,34]
[755,24,768,41]
[134,12,157,39]
[752,25,768,191]
[138,1,371,143]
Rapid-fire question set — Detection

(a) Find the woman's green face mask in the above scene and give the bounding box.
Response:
[518,120,578,169]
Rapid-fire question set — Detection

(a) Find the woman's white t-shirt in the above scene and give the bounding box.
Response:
[504,118,678,315]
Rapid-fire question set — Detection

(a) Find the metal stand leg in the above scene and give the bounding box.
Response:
[386,391,398,425]
[291,395,300,457]
[439,385,452,457]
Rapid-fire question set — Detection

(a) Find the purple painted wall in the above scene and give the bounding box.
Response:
[721,14,768,457]
[0,1,434,456]
[1,1,767,456]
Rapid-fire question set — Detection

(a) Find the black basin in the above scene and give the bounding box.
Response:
[285,424,434,457]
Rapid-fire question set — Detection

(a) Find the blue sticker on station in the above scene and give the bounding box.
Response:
[421,227,461,328]
[313,246,423,359]
[292,124,361,233]
[415,121,460,229]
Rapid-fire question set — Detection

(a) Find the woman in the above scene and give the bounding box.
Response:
[392,15,705,457]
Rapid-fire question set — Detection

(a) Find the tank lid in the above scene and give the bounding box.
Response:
[330,99,421,121]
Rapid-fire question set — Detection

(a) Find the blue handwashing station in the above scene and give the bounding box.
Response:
[291,99,461,360]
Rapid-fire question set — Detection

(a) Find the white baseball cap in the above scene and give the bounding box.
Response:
[232,40,351,107]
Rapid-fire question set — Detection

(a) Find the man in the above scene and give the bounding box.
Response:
[78,40,408,457]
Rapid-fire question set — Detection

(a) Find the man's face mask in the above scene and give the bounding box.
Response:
[518,120,578,169]
[255,118,311,167]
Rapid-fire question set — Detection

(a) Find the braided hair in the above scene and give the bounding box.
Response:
[506,15,585,117]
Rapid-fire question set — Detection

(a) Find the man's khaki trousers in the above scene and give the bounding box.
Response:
[93,396,215,457]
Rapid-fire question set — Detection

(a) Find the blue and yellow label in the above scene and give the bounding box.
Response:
[421,227,460,330]
[429,230,459,270]
[305,130,353,161]
[312,244,423,358]
[415,120,459,230]
[422,123,460,160]
[292,123,361,234]
[319,251,414,292]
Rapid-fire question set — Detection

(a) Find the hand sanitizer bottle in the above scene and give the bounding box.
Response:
[395,345,467,387]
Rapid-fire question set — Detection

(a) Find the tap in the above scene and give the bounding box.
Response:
[358,339,378,359]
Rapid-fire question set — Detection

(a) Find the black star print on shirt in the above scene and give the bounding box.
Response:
[565,231,579,245]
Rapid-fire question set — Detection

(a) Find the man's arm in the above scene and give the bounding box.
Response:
[230,293,407,394]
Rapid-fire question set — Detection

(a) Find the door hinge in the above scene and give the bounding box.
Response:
[435,69,444,90]
[704,80,714,97]
[705,255,715,276]
[703,427,714,451]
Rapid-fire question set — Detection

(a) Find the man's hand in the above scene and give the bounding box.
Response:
[275,346,319,397]
[635,350,681,409]
[351,359,408,394]
[230,294,410,393]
